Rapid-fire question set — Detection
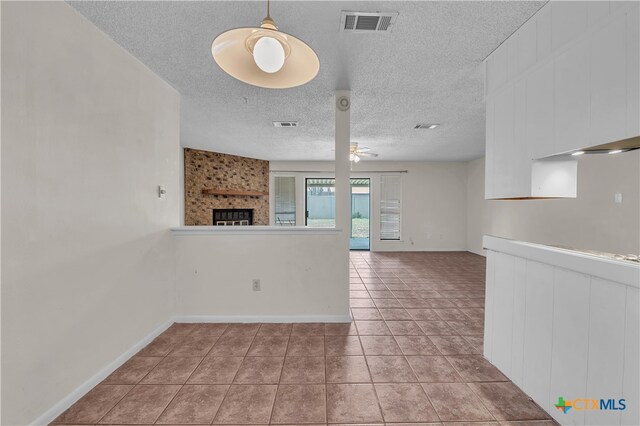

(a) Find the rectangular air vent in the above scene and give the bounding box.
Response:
[414,124,439,129]
[341,11,398,33]
[273,121,298,128]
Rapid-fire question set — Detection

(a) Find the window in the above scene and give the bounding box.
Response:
[274,176,296,225]
[380,175,401,240]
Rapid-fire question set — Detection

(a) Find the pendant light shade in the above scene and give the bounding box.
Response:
[211,1,319,89]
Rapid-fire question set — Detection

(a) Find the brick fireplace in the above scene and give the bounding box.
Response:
[184,148,269,225]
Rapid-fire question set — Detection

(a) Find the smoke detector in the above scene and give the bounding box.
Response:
[273,121,298,127]
[340,11,398,33]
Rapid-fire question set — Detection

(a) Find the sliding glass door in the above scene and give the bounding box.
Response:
[305,178,370,250]
[305,178,336,227]
[349,178,370,250]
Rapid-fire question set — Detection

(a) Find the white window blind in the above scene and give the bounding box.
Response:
[380,175,401,240]
[274,176,296,225]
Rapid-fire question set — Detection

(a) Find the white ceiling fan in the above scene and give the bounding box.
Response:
[350,142,378,163]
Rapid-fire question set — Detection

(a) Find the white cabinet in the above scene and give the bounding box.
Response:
[492,252,515,375]
[552,1,588,51]
[486,42,508,97]
[517,20,537,74]
[484,2,639,199]
[536,5,552,62]
[628,7,640,137]
[522,261,554,408]
[589,13,628,146]
[512,80,529,195]
[484,236,640,425]
[585,278,626,425]
[622,288,640,426]
[526,62,555,159]
[493,84,515,197]
[484,96,496,199]
[509,257,527,388]
[554,38,590,154]
[588,1,610,25]
[549,269,590,425]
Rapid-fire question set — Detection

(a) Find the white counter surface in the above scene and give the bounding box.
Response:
[484,235,639,288]
[171,226,343,236]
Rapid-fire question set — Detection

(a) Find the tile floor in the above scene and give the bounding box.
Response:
[52,251,555,425]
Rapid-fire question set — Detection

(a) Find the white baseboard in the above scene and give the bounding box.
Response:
[467,248,487,257]
[31,318,174,426]
[30,312,353,425]
[172,314,353,323]
[371,247,469,252]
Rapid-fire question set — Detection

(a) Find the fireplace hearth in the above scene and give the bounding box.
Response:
[212,209,253,226]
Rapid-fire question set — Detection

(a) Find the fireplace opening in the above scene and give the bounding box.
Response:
[212,209,253,226]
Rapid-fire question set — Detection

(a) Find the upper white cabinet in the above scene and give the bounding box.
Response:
[551,1,588,50]
[493,84,515,197]
[554,38,589,154]
[484,1,639,199]
[525,61,554,159]
[486,42,508,96]
[589,12,628,146]
[627,7,640,137]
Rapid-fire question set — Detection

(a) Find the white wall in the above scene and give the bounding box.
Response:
[1,2,180,424]
[173,229,350,321]
[467,152,640,256]
[270,161,469,251]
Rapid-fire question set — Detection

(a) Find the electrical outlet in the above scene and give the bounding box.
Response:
[252,279,261,291]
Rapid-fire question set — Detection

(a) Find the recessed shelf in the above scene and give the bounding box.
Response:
[201,189,268,197]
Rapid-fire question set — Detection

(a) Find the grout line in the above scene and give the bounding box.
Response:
[324,324,329,425]
[95,324,198,425]
[210,325,261,425]
[155,324,232,425]
[265,324,292,425]
[356,313,386,423]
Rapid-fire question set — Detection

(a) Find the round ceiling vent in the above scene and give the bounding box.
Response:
[337,96,350,111]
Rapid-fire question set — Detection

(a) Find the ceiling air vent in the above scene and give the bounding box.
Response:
[340,11,398,33]
[273,121,298,128]
[414,124,439,129]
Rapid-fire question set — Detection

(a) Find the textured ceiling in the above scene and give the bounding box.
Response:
[68,1,544,161]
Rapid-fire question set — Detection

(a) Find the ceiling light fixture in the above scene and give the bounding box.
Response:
[211,0,320,89]
[571,151,585,156]
[349,142,377,163]
[609,149,623,154]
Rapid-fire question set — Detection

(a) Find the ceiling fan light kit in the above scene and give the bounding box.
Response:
[350,142,378,162]
[211,0,320,89]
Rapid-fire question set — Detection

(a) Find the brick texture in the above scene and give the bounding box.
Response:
[184,148,269,225]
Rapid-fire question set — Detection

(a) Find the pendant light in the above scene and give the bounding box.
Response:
[211,0,320,89]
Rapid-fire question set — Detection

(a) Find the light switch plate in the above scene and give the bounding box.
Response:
[158,185,166,199]
[614,193,623,204]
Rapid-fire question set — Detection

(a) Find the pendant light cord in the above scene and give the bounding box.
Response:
[266,0,271,20]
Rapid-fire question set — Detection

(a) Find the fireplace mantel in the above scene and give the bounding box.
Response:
[202,189,268,197]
